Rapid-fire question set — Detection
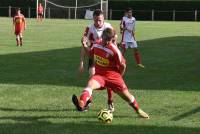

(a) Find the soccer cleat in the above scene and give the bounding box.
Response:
[84,98,92,111]
[108,103,115,113]
[137,64,145,68]
[137,109,150,119]
[72,94,84,111]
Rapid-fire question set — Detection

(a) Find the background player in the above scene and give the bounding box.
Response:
[13,8,26,46]
[120,8,145,68]
[72,28,149,119]
[37,3,44,22]
[79,9,116,112]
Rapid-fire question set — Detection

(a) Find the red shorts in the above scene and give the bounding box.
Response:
[15,30,22,35]
[90,74,128,93]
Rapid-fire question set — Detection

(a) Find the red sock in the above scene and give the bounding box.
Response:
[80,90,90,108]
[107,88,113,104]
[134,51,141,64]
[129,98,139,112]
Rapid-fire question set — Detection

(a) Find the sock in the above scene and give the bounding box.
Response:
[129,95,139,112]
[16,39,20,46]
[20,37,23,46]
[107,88,113,104]
[80,87,92,108]
[134,51,141,64]
[16,36,20,46]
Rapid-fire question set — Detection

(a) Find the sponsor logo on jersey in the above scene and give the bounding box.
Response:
[15,18,22,24]
[94,54,109,67]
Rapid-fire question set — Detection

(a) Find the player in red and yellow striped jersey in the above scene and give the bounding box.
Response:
[13,8,26,46]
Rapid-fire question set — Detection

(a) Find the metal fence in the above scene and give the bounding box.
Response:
[1,6,200,21]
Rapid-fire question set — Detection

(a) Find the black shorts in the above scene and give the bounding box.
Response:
[88,58,93,70]
[38,13,43,16]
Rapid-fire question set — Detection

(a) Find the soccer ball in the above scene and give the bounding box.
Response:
[97,109,113,123]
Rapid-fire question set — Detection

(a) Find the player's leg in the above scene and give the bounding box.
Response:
[117,90,149,119]
[19,33,23,46]
[41,14,43,21]
[107,88,114,112]
[130,41,144,68]
[39,14,41,21]
[121,42,127,56]
[106,76,149,118]
[16,34,20,46]
[72,75,104,111]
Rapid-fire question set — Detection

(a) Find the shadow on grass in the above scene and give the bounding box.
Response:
[0,121,199,134]
[0,107,72,112]
[172,106,200,121]
[0,36,200,91]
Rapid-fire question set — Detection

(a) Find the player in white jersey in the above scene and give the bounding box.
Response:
[79,9,116,112]
[120,8,145,68]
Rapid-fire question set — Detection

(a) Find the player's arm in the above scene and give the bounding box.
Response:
[23,16,26,30]
[81,36,91,57]
[79,47,85,71]
[119,63,126,76]
[114,46,126,76]
[13,17,15,31]
[132,19,136,37]
[79,27,89,73]
[120,19,124,34]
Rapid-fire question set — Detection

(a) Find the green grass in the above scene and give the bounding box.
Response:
[0,17,200,134]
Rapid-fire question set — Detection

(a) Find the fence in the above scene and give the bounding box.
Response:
[0,6,97,19]
[0,6,200,21]
[110,9,200,21]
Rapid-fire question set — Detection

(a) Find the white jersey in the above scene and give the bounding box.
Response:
[122,16,136,43]
[83,22,113,47]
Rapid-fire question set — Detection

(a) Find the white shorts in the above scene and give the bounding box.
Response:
[125,41,138,49]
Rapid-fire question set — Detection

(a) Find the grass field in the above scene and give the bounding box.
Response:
[0,17,200,134]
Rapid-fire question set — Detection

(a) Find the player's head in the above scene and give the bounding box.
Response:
[93,9,104,28]
[102,28,115,45]
[39,3,42,6]
[125,7,132,18]
[16,8,21,15]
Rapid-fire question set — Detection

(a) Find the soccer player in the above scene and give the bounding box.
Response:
[72,28,149,119]
[37,3,44,22]
[79,9,116,112]
[13,8,26,46]
[120,8,145,68]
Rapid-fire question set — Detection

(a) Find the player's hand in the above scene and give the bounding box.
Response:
[81,36,88,47]
[79,64,84,73]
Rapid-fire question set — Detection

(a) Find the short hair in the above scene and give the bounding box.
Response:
[102,28,114,42]
[16,7,20,11]
[125,7,132,12]
[93,9,103,17]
